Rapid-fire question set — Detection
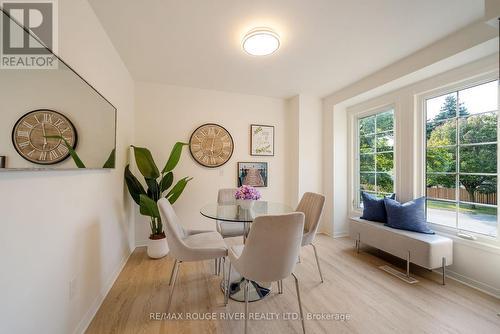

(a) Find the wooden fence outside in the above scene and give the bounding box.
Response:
[426,187,497,205]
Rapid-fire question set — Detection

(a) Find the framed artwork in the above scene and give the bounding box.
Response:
[238,162,268,187]
[250,124,274,156]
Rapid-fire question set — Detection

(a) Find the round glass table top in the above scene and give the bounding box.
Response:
[200,201,294,223]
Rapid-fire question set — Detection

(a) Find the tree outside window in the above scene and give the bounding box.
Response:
[358,109,395,206]
[426,80,498,237]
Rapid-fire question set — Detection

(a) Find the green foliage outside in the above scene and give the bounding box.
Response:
[426,94,497,209]
[359,110,394,195]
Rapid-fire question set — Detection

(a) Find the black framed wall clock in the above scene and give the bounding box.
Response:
[12,109,78,165]
[189,123,234,168]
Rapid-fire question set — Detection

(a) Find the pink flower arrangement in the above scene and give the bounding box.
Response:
[235,185,261,200]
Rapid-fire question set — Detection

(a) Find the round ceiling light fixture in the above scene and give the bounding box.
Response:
[242,28,280,56]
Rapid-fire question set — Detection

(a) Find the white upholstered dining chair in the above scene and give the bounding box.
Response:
[225,212,306,334]
[297,192,326,283]
[158,198,228,312]
[216,188,246,238]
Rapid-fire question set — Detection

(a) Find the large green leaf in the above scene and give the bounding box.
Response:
[145,178,160,201]
[139,194,160,218]
[162,142,188,173]
[166,177,193,204]
[45,135,85,168]
[124,165,147,205]
[103,149,116,168]
[159,172,173,193]
[131,146,160,179]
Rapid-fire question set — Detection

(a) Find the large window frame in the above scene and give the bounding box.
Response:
[353,106,396,209]
[418,74,499,240]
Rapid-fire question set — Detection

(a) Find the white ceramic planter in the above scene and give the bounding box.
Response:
[237,199,255,210]
[147,237,169,259]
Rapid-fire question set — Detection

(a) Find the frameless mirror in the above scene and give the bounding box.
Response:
[0,8,116,170]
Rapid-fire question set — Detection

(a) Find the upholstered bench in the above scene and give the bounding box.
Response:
[349,217,453,284]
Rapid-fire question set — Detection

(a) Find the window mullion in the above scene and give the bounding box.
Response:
[455,94,460,232]
[374,115,378,195]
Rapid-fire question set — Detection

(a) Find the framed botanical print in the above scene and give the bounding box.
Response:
[238,162,268,187]
[250,124,274,156]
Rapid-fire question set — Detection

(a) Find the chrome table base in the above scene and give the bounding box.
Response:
[221,260,271,302]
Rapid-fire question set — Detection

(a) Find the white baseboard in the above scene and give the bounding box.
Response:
[135,240,148,247]
[435,268,500,299]
[333,231,349,238]
[73,250,132,334]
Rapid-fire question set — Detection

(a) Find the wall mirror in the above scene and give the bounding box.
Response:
[0,9,116,170]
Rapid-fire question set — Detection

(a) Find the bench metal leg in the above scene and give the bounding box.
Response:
[406,251,410,278]
[442,257,446,285]
[356,233,360,254]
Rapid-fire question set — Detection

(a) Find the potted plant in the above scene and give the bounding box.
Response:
[235,185,261,210]
[124,142,192,259]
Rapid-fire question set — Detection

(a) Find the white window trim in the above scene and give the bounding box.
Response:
[415,70,500,245]
[348,103,397,217]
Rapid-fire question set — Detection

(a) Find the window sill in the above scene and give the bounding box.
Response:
[430,224,500,255]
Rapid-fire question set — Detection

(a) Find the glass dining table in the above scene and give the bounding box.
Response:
[200,201,294,302]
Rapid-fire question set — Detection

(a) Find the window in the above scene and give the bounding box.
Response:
[425,80,499,237]
[357,109,395,206]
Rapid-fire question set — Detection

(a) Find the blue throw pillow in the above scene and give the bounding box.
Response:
[360,192,395,223]
[383,197,434,234]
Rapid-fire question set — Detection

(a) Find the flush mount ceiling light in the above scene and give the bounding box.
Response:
[242,28,280,56]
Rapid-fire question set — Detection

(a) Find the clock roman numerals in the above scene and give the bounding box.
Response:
[17,130,29,138]
[22,121,34,129]
[43,113,52,124]
[58,145,68,155]
[53,118,65,127]
[49,150,59,160]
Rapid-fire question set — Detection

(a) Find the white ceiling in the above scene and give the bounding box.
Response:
[88,0,485,98]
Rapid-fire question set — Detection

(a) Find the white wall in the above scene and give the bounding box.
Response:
[285,94,323,206]
[285,96,300,206]
[134,82,291,244]
[0,1,135,333]
[297,95,323,198]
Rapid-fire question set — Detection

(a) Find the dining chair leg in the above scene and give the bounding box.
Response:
[168,259,178,286]
[214,258,218,275]
[292,273,306,334]
[276,280,283,294]
[244,279,249,334]
[167,260,181,313]
[222,257,225,287]
[224,261,232,306]
[311,244,324,283]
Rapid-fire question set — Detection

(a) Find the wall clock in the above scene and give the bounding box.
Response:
[189,123,234,168]
[12,109,78,165]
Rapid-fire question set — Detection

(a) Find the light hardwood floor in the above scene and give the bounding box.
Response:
[86,235,500,334]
